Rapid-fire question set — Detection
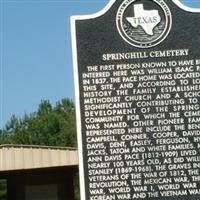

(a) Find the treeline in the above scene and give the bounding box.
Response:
[0,98,77,147]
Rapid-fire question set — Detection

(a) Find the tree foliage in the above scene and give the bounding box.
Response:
[0,98,77,147]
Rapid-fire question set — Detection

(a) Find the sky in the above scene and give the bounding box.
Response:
[0,0,200,128]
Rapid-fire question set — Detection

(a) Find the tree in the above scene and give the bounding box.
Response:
[0,98,77,147]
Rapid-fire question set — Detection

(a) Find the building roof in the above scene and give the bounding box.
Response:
[0,145,78,172]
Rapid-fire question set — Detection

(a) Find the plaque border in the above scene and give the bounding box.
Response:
[70,1,200,200]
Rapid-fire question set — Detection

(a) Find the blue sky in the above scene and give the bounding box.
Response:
[0,0,200,128]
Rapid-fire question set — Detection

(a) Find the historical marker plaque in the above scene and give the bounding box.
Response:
[71,0,200,200]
